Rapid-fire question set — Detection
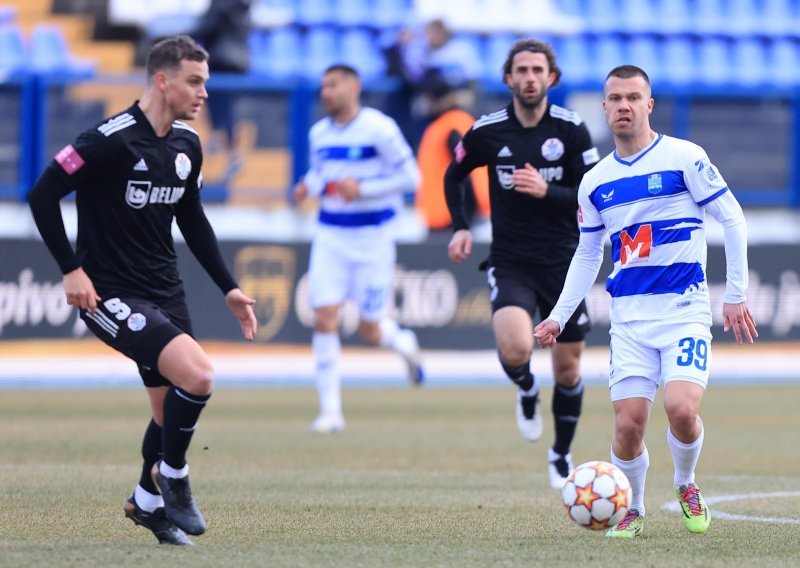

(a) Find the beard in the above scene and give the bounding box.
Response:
[513,85,547,110]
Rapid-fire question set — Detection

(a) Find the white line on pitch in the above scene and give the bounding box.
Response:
[661,491,800,525]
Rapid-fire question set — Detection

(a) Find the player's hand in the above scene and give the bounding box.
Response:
[534,319,561,348]
[225,288,258,341]
[63,267,101,314]
[336,177,361,202]
[723,301,758,344]
[511,163,548,198]
[292,179,308,204]
[448,229,473,263]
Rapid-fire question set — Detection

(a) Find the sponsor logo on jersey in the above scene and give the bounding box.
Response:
[175,152,191,180]
[538,166,563,182]
[455,140,466,163]
[541,137,564,161]
[495,165,515,190]
[127,313,146,331]
[497,145,512,157]
[647,173,663,194]
[133,158,148,171]
[705,165,718,181]
[125,180,186,209]
[55,145,85,175]
[620,224,653,265]
[601,189,615,202]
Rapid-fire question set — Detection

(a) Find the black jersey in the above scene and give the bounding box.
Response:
[448,103,599,270]
[36,102,235,301]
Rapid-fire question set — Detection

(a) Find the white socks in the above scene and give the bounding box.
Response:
[667,425,704,487]
[611,446,650,516]
[159,461,189,479]
[313,331,342,417]
[378,318,418,359]
[134,484,164,512]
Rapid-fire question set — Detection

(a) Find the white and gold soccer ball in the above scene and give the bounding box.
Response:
[561,460,632,530]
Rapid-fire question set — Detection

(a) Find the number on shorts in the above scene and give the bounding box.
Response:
[103,298,132,321]
[676,337,708,371]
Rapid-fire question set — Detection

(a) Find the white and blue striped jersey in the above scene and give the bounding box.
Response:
[576,134,729,325]
[303,107,419,234]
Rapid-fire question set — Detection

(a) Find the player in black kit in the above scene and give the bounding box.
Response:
[445,39,600,489]
[27,36,257,545]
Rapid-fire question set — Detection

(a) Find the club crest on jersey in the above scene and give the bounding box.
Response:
[127,313,146,331]
[705,165,718,181]
[495,165,515,190]
[174,152,191,180]
[647,173,662,194]
[125,181,152,209]
[541,137,564,161]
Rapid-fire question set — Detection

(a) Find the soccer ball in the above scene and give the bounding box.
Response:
[561,460,632,530]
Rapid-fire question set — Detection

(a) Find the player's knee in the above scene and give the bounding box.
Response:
[665,403,698,433]
[553,364,580,387]
[615,412,646,444]
[184,361,215,396]
[358,321,381,345]
[499,344,531,368]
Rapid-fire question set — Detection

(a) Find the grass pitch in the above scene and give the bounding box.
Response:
[1,385,799,567]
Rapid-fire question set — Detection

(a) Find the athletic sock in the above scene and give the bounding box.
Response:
[611,446,650,516]
[667,424,704,487]
[313,331,342,417]
[552,380,584,456]
[139,418,162,494]
[162,386,210,470]
[499,355,536,394]
[378,318,418,359]
[134,484,164,512]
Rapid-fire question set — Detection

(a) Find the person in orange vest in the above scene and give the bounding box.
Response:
[416,90,490,231]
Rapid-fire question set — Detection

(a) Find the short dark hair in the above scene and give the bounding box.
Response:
[502,39,561,86]
[323,64,360,79]
[606,65,651,87]
[146,35,208,79]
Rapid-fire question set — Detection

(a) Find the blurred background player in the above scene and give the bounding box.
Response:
[535,65,758,538]
[27,36,257,545]
[445,39,599,489]
[293,64,423,433]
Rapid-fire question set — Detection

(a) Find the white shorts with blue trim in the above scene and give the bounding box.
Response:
[609,319,713,402]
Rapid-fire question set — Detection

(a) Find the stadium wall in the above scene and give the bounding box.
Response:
[2,239,799,347]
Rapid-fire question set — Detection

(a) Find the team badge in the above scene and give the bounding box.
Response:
[705,165,718,181]
[125,180,152,209]
[455,140,466,163]
[174,152,191,180]
[541,137,564,161]
[127,313,147,331]
[495,165,515,190]
[647,173,663,194]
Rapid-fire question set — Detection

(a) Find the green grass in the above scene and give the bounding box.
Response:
[1,385,799,567]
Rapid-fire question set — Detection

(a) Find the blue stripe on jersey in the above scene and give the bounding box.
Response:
[319,208,395,227]
[607,262,705,297]
[609,217,702,263]
[318,145,378,160]
[697,186,729,206]
[590,170,687,213]
[580,225,605,233]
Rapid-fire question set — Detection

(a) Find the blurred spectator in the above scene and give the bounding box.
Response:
[416,89,489,232]
[191,0,252,184]
[384,18,482,149]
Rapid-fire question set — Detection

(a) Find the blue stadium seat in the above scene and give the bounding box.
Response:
[627,36,662,84]
[731,38,768,86]
[554,35,592,84]
[484,33,516,80]
[340,29,385,80]
[696,37,732,85]
[302,27,341,80]
[619,0,657,34]
[583,0,621,33]
[30,25,95,77]
[653,0,694,35]
[727,0,760,36]
[767,38,799,85]
[661,36,695,86]
[692,0,727,36]
[554,0,583,18]
[760,0,798,37]
[0,25,26,72]
[335,0,371,27]
[593,36,626,82]
[296,0,335,26]
[254,27,302,78]
[372,0,411,30]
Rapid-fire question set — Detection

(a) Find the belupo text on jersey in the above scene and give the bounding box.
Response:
[496,165,564,189]
[125,180,186,209]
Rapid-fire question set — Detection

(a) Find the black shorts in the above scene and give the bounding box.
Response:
[483,258,591,343]
[80,295,194,388]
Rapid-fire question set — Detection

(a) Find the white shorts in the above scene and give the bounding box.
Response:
[308,231,395,321]
[609,320,713,402]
